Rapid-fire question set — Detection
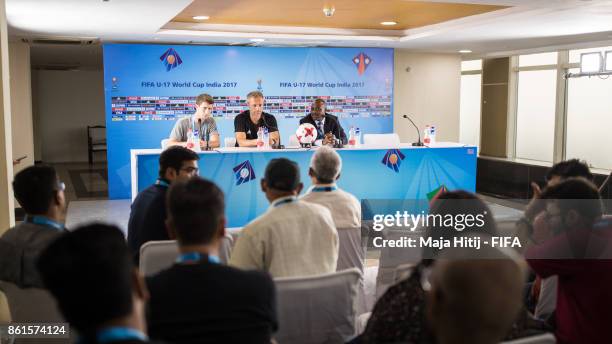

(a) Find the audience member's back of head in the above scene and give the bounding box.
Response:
[540,177,603,226]
[310,146,342,183]
[13,165,59,215]
[166,177,225,246]
[422,191,498,260]
[158,146,199,178]
[37,224,136,336]
[264,158,300,192]
[427,244,525,344]
[546,159,593,183]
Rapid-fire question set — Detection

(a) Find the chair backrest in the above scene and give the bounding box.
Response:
[376,228,424,297]
[139,235,234,276]
[140,240,179,277]
[161,139,170,150]
[0,289,10,324]
[500,333,556,344]
[363,133,400,146]
[0,281,64,323]
[336,228,365,273]
[274,268,361,344]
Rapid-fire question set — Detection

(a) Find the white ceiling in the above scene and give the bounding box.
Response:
[8,0,612,58]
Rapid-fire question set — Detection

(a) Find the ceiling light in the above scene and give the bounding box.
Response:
[250,38,265,43]
[192,16,210,20]
[381,21,397,26]
[580,52,603,74]
[322,7,335,17]
[458,50,472,54]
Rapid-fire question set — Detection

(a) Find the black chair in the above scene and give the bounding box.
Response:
[87,125,107,165]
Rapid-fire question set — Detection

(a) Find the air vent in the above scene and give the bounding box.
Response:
[33,64,82,71]
[21,38,99,45]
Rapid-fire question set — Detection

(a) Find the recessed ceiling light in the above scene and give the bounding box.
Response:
[250,38,265,43]
[381,21,397,26]
[192,16,210,20]
[459,49,473,54]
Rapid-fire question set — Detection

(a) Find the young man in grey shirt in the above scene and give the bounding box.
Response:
[168,93,220,150]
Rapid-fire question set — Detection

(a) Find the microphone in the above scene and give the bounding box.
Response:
[402,115,424,147]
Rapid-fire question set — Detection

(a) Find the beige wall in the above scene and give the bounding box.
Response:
[0,0,15,230]
[9,42,34,174]
[33,69,105,163]
[393,50,461,143]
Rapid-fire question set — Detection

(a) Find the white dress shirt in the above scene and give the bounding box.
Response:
[230,195,339,278]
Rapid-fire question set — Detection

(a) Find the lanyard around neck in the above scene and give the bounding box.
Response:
[176,252,220,264]
[96,327,148,343]
[25,215,64,231]
[312,185,338,192]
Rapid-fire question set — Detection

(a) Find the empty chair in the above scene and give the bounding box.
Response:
[362,133,400,146]
[140,235,234,276]
[275,268,361,344]
[501,333,556,344]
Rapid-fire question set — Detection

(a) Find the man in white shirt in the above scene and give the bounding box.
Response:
[301,146,362,272]
[230,158,338,278]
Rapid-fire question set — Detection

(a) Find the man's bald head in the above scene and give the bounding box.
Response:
[427,244,525,344]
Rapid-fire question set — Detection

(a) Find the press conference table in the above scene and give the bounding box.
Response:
[131,143,477,228]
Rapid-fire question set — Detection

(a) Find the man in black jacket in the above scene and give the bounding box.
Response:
[299,98,347,145]
[127,146,199,264]
[146,177,278,344]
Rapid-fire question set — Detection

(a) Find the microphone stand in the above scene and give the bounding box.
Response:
[403,115,424,146]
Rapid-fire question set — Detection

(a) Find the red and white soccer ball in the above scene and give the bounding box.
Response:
[296,123,317,145]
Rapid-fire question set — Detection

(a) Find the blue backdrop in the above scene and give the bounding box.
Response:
[103,44,394,198]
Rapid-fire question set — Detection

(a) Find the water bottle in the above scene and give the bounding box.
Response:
[348,126,356,146]
[355,127,361,147]
[423,125,431,145]
[256,127,264,148]
[192,128,201,152]
[429,125,437,145]
[263,127,270,149]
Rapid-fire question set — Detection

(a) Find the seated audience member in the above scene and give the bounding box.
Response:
[127,146,199,264]
[0,166,66,287]
[37,224,155,344]
[357,191,543,344]
[301,146,361,270]
[526,178,612,344]
[147,177,277,344]
[230,158,338,277]
[517,159,594,318]
[426,245,525,344]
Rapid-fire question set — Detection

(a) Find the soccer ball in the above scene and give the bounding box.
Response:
[296,123,317,145]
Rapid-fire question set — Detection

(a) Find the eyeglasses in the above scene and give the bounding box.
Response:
[180,167,199,175]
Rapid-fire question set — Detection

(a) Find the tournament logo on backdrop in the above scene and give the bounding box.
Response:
[353,52,372,75]
[233,161,256,185]
[381,149,405,173]
[160,48,183,71]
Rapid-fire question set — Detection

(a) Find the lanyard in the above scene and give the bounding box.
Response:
[176,252,220,264]
[97,327,148,343]
[155,178,170,187]
[312,185,338,192]
[273,196,297,208]
[25,215,64,231]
